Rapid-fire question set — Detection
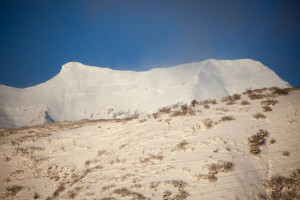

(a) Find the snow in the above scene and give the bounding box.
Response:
[0,88,299,199]
[0,59,290,128]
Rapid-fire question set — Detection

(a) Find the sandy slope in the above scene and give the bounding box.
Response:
[0,59,290,128]
[0,88,299,200]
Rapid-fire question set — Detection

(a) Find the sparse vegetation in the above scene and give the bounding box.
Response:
[282,151,290,157]
[240,100,250,106]
[5,185,23,197]
[268,138,276,144]
[190,99,198,107]
[248,93,265,100]
[172,140,189,152]
[171,104,195,116]
[221,94,241,105]
[159,106,171,113]
[253,112,266,119]
[264,169,300,199]
[195,174,218,182]
[248,129,269,155]
[206,161,234,174]
[271,87,289,96]
[262,106,272,112]
[220,115,235,122]
[203,118,214,129]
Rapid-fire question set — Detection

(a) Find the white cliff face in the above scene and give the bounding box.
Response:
[0,59,290,128]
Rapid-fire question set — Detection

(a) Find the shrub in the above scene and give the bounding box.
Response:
[248,93,265,100]
[172,140,189,152]
[220,116,235,122]
[261,99,278,106]
[206,161,234,174]
[282,151,290,156]
[248,129,269,155]
[253,112,266,119]
[268,138,276,144]
[159,107,171,113]
[190,100,198,107]
[204,104,210,109]
[203,118,214,129]
[264,169,300,199]
[153,112,160,119]
[240,100,250,106]
[221,94,241,104]
[5,185,23,197]
[262,106,272,112]
[271,87,289,96]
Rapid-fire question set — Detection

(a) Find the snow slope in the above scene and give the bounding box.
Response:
[0,88,299,199]
[0,59,290,128]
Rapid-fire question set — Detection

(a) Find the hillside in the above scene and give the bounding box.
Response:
[0,59,290,128]
[0,87,299,200]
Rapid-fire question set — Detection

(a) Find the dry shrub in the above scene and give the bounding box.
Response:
[140,153,164,163]
[113,188,147,200]
[282,151,290,157]
[172,140,189,152]
[204,104,210,109]
[199,99,217,105]
[268,138,276,144]
[159,107,171,113]
[240,100,250,106]
[203,118,214,129]
[253,112,266,119]
[206,161,234,175]
[248,129,269,155]
[221,94,241,102]
[153,112,160,119]
[171,104,195,117]
[220,116,235,122]
[5,185,23,197]
[248,93,265,100]
[195,174,218,182]
[190,99,198,107]
[166,180,188,190]
[53,182,66,198]
[271,87,289,96]
[264,169,300,200]
[261,99,278,106]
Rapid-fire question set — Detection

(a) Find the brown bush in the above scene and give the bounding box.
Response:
[253,112,266,119]
[248,129,269,155]
[159,107,171,113]
[190,99,198,107]
[240,100,250,106]
[264,169,300,200]
[220,116,235,122]
[5,185,23,197]
[248,93,265,100]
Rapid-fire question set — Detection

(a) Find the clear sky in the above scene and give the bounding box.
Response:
[0,0,299,88]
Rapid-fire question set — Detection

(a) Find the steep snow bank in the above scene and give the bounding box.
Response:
[0,59,289,128]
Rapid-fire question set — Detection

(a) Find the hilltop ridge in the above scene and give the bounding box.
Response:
[0,59,290,128]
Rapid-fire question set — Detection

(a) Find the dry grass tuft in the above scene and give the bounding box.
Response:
[253,112,266,119]
[195,174,218,182]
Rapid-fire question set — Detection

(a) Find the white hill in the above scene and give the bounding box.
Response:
[0,59,290,128]
[0,87,299,199]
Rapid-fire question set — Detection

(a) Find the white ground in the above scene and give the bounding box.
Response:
[0,59,289,128]
[0,88,299,199]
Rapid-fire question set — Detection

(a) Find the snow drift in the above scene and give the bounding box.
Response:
[0,59,289,128]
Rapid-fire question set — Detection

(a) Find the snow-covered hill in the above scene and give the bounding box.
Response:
[0,59,289,128]
[0,87,299,199]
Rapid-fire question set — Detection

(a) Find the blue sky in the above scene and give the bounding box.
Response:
[0,0,299,88]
